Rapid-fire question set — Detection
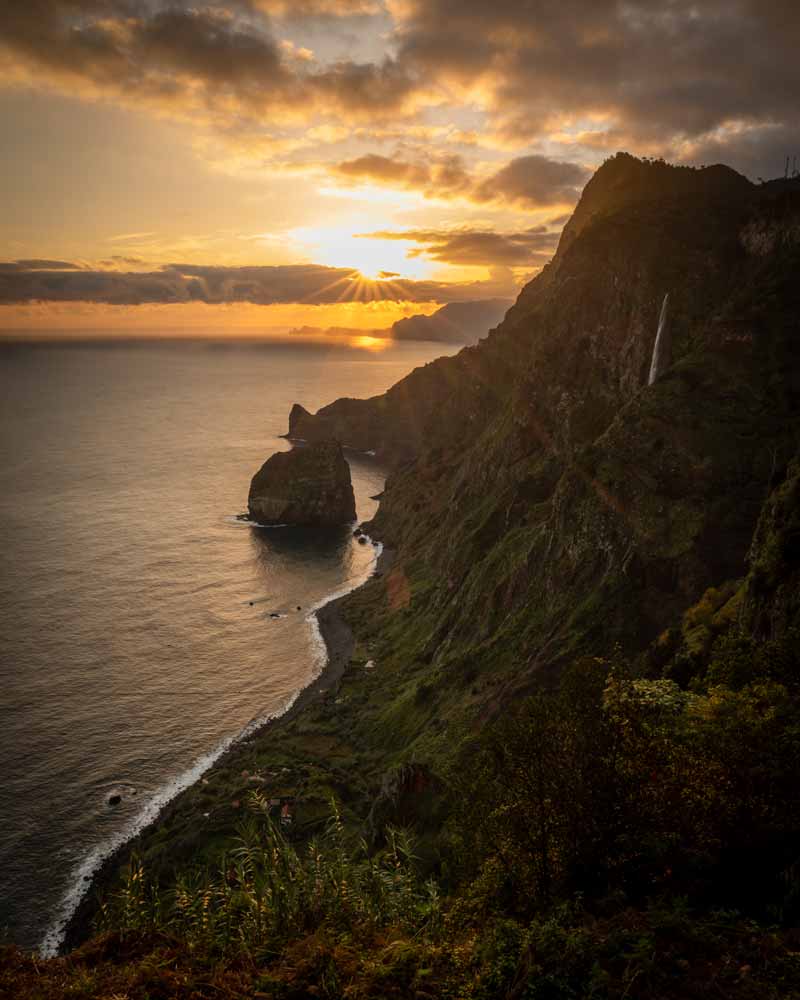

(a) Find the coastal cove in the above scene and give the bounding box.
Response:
[61,542,395,954]
[0,339,452,953]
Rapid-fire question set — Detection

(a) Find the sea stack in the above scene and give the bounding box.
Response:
[247,441,356,527]
[288,402,313,439]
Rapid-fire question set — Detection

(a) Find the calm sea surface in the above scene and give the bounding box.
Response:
[0,339,452,952]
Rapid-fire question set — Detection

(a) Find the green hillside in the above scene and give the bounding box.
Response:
[5,154,800,999]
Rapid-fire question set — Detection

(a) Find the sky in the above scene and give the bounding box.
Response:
[0,0,797,337]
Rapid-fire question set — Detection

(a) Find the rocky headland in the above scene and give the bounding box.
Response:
[290,155,800,681]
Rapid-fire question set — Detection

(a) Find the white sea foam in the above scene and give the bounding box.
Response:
[223,515,290,529]
[38,685,304,958]
[305,536,383,674]
[40,533,383,959]
[223,515,251,526]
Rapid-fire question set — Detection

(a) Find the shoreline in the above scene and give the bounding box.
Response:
[57,541,393,956]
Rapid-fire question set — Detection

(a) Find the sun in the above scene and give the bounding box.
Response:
[289,220,430,282]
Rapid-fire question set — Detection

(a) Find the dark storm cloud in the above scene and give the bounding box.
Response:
[332,152,471,196]
[306,57,417,114]
[335,153,429,187]
[99,256,148,267]
[0,262,358,305]
[2,1,796,207]
[134,6,287,88]
[334,153,587,206]
[0,261,517,305]
[2,0,141,86]
[252,0,381,15]
[391,0,799,176]
[680,123,800,182]
[0,0,417,120]
[474,156,592,207]
[0,259,82,271]
[357,227,560,267]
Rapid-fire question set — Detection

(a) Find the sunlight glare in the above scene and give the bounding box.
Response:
[290,220,430,281]
[350,334,390,351]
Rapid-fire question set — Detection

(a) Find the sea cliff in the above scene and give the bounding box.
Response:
[69,152,800,912]
[39,155,800,998]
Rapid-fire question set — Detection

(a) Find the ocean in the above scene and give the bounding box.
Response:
[0,338,452,953]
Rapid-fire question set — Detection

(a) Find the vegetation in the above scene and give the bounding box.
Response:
[5,628,800,998]
[4,155,800,997]
[100,794,441,957]
[451,632,800,924]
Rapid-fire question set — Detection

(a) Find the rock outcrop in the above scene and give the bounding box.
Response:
[247,441,356,527]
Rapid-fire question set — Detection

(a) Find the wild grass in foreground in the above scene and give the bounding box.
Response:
[99,792,442,958]
[5,631,800,998]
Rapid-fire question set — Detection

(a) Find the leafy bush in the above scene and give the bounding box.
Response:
[40,631,800,997]
[451,632,800,918]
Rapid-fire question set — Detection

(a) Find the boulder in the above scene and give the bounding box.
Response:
[248,441,356,527]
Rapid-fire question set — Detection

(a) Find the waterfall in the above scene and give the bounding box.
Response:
[648,293,671,385]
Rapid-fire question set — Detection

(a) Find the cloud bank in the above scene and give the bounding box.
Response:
[0,0,419,128]
[0,261,520,306]
[358,226,560,266]
[1,0,796,178]
[389,0,800,175]
[332,153,590,207]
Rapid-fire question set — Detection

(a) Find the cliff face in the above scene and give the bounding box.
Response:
[59,155,800,959]
[285,338,515,462]
[290,154,800,681]
[741,457,800,641]
[248,441,356,526]
[288,156,760,464]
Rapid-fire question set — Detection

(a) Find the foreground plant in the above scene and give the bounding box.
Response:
[101,792,442,960]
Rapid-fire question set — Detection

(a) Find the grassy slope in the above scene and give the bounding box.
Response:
[61,155,800,933]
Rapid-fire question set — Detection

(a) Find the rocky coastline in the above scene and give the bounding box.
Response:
[60,543,393,955]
